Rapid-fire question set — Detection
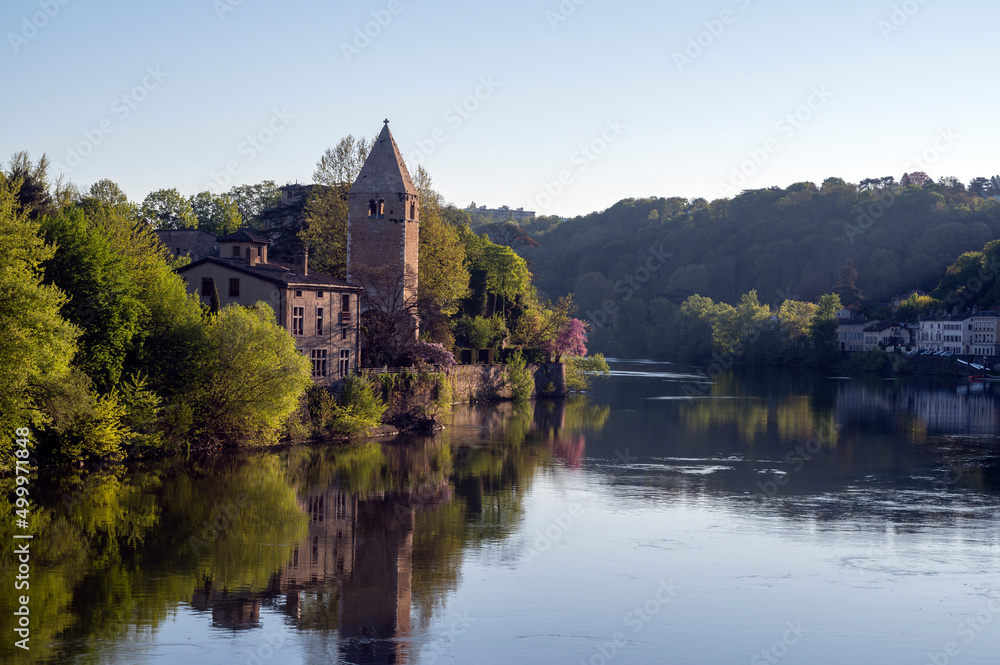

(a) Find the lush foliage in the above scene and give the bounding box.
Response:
[323,376,387,435]
[524,178,1000,357]
[197,304,312,444]
[565,353,610,391]
[505,350,533,402]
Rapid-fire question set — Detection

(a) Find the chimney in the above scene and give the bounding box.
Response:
[294,249,308,276]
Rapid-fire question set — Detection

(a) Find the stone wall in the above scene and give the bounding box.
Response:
[446,363,567,403]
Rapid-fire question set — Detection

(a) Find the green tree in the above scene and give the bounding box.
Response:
[5,151,56,219]
[225,181,280,225]
[299,185,347,278]
[140,188,197,229]
[87,178,130,207]
[189,191,242,236]
[0,179,79,465]
[39,207,145,390]
[313,134,372,188]
[197,304,311,444]
[808,293,843,366]
[415,166,469,318]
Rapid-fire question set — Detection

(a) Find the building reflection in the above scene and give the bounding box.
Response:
[188,398,609,659]
[834,379,1000,440]
[190,483,440,663]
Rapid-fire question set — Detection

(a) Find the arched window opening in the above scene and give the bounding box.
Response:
[410,202,415,219]
[368,199,377,216]
[378,200,385,216]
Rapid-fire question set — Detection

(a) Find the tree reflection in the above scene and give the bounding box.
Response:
[0,396,610,664]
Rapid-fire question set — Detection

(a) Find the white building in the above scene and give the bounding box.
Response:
[970,311,1000,357]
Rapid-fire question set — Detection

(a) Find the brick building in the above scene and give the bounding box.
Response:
[347,121,420,335]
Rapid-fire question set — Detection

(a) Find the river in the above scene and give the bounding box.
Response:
[4,360,1000,664]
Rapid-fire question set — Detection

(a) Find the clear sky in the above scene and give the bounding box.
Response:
[2,0,996,217]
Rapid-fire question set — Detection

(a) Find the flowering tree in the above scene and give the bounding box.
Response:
[546,318,588,360]
[411,341,457,367]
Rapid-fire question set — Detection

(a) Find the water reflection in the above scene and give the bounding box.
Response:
[0,396,606,664]
[3,366,1000,664]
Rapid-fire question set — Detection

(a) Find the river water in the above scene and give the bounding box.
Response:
[4,361,1000,664]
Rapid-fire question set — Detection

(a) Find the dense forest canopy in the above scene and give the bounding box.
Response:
[525,177,1000,309]
[517,176,1000,359]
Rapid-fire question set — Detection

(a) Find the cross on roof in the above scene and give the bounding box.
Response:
[383,118,390,125]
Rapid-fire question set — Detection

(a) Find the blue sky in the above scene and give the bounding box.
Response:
[1,0,996,217]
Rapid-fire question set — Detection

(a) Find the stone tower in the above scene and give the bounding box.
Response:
[347,121,420,316]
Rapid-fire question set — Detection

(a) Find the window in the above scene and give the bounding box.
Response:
[317,291,324,298]
[311,350,327,378]
[201,277,214,296]
[368,199,377,216]
[378,200,385,216]
[257,246,262,257]
[341,294,351,312]
[339,349,350,377]
[410,202,415,219]
[316,307,324,336]
[292,307,304,336]
[229,278,240,298]
[341,326,348,341]
[295,290,303,298]
[232,245,240,257]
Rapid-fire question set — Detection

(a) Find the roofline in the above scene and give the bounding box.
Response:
[175,257,363,290]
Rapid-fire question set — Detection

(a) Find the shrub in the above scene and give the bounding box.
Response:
[326,376,387,435]
[566,353,611,391]
[505,350,533,402]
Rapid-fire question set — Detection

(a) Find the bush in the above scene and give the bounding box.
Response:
[505,350,533,402]
[566,353,611,391]
[326,376,387,435]
[197,304,312,445]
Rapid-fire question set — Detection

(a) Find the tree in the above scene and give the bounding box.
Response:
[484,221,539,253]
[808,293,843,365]
[313,135,372,188]
[140,188,197,229]
[225,181,280,226]
[415,166,470,319]
[901,171,931,187]
[88,179,130,207]
[354,264,420,367]
[197,304,311,444]
[299,186,348,278]
[834,260,863,310]
[969,177,990,198]
[5,151,56,219]
[39,207,145,391]
[0,178,79,465]
[547,318,588,360]
[189,191,242,236]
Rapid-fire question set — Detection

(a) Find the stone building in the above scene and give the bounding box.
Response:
[347,121,420,333]
[154,229,219,262]
[175,230,362,385]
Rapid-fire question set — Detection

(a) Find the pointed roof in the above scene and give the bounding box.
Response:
[349,122,417,196]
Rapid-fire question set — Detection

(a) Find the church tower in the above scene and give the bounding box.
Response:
[346,121,420,314]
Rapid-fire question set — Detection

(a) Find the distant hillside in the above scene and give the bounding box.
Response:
[523,179,1000,317]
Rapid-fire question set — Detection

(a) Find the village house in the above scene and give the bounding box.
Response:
[970,310,1000,357]
[175,230,362,386]
[862,322,911,352]
[837,318,869,352]
[917,312,973,355]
